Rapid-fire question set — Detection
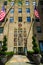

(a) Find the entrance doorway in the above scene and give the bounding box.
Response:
[14,47,27,55]
[18,47,23,54]
[18,47,27,55]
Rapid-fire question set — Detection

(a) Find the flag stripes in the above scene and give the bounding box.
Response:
[0,6,6,21]
[34,6,40,19]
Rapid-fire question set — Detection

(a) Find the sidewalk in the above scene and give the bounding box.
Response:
[5,55,34,65]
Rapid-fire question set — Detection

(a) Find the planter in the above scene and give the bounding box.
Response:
[27,52,33,61]
[32,54,41,65]
[1,55,7,63]
[41,56,43,63]
[0,60,5,65]
[7,55,13,61]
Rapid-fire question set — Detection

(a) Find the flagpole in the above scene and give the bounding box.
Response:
[2,2,15,27]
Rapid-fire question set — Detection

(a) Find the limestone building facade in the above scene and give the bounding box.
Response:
[0,0,43,54]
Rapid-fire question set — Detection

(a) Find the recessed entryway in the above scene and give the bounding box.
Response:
[14,47,27,55]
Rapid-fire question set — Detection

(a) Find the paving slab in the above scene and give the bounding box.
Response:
[5,55,32,65]
[5,55,43,65]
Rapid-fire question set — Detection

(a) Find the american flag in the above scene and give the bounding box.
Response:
[34,6,40,19]
[0,5,6,22]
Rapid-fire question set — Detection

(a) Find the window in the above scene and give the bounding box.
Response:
[18,1,22,6]
[40,1,43,5]
[24,38,27,46]
[18,17,22,22]
[39,41,43,52]
[33,1,36,6]
[18,47,23,53]
[14,38,17,42]
[26,8,30,13]
[27,17,31,22]
[23,30,27,37]
[11,1,14,6]
[18,30,23,46]
[0,27,4,34]
[26,1,30,5]
[37,26,41,33]
[18,8,22,13]
[4,1,7,5]
[41,7,43,13]
[10,17,14,22]
[10,8,14,13]
[18,38,23,46]
[0,41,2,48]
[14,30,17,37]
[35,18,40,22]
[14,42,17,46]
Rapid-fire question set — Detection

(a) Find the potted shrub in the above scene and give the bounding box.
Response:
[32,36,41,65]
[2,36,7,55]
[41,53,43,63]
[1,35,7,63]
[27,50,34,62]
[6,51,14,61]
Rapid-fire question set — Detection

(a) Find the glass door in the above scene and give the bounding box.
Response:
[24,47,27,55]
[18,47,23,54]
[14,47,17,54]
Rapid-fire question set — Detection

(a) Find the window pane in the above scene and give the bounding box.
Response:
[26,8,30,13]
[23,30,27,37]
[18,17,22,22]
[18,47,23,54]
[33,1,36,6]
[18,8,22,13]
[18,1,22,5]
[14,38,17,42]
[4,1,7,5]
[0,41,2,48]
[39,41,43,52]
[40,1,43,5]
[10,8,14,13]
[10,17,14,22]
[18,30,23,46]
[14,30,17,37]
[11,1,14,6]
[14,42,17,46]
[37,26,41,33]
[35,18,40,22]
[0,27,4,34]
[27,17,31,22]
[26,1,30,5]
